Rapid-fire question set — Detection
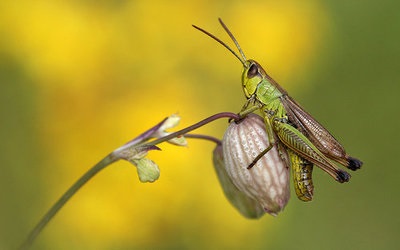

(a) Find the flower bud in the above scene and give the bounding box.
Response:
[212,144,265,219]
[130,158,160,183]
[222,113,290,216]
[158,114,181,131]
[152,114,187,146]
[113,144,161,183]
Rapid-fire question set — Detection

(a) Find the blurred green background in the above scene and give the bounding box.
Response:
[1,1,399,249]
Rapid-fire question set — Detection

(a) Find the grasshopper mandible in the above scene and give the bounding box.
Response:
[193,19,362,201]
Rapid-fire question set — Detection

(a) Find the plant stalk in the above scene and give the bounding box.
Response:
[19,154,117,250]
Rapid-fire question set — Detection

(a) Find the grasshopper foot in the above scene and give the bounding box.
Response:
[336,170,351,183]
[348,157,363,171]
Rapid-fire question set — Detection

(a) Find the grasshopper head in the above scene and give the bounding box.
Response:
[242,60,265,99]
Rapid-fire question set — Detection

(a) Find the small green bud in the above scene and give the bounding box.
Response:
[113,144,161,183]
[131,158,160,183]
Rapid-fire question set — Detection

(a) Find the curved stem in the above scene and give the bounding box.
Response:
[19,154,118,250]
[147,112,239,146]
[20,111,239,249]
[185,134,222,145]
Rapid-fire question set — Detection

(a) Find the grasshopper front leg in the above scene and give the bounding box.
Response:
[272,118,350,183]
[246,115,276,169]
[238,100,277,169]
[238,96,261,118]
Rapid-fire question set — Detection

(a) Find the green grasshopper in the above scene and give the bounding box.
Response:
[193,19,362,201]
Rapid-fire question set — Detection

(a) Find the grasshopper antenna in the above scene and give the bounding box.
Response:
[192,19,247,67]
[217,18,247,63]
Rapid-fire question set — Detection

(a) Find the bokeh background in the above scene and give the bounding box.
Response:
[1,1,399,249]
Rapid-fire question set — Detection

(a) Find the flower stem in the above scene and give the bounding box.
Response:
[146,112,239,146]
[185,134,222,145]
[20,111,239,249]
[19,154,118,250]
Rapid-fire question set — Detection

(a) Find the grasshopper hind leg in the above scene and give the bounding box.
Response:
[288,150,314,202]
[273,119,351,183]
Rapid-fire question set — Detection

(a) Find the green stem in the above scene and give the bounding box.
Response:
[19,154,118,250]
[20,111,240,249]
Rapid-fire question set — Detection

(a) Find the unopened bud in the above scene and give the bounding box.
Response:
[153,114,187,146]
[213,144,265,219]
[222,113,290,216]
[113,144,161,183]
[130,158,160,183]
[159,114,181,131]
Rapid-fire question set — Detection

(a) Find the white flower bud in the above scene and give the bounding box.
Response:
[159,114,181,131]
[212,144,265,219]
[222,113,290,216]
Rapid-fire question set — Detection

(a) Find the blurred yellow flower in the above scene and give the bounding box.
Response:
[0,1,330,249]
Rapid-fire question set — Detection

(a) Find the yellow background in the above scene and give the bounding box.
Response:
[1,1,399,249]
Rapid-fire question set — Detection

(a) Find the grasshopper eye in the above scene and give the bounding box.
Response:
[247,63,258,78]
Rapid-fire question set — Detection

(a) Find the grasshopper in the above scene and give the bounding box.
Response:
[193,19,362,201]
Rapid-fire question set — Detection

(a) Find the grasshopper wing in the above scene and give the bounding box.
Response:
[281,95,362,170]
